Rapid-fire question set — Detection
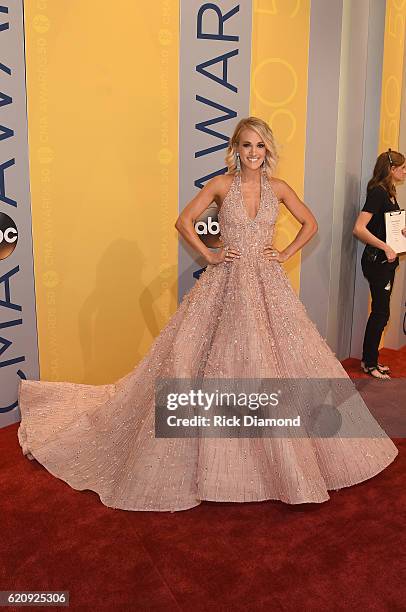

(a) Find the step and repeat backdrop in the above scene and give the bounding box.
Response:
[1,0,405,427]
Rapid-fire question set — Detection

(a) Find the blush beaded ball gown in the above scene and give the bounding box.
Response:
[17,170,398,512]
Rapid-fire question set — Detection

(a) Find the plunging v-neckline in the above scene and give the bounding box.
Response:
[239,171,264,222]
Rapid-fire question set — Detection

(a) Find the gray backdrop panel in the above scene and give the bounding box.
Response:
[0,1,38,428]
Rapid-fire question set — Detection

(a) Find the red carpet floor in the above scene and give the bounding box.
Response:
[1,349,405,611]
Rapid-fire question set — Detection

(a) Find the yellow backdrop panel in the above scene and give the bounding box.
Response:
[378,0,406,347]
[250,0,311,292]
[379,0,406,153]
[24,0,179,383]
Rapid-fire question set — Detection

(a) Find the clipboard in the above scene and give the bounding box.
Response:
[384,209,406,254]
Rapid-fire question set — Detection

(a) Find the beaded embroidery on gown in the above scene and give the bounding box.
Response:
[17,171,398,512]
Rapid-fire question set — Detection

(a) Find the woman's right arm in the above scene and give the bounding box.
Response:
[175,176,240,264]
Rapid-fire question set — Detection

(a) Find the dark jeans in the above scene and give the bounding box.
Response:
[361,255,397,367]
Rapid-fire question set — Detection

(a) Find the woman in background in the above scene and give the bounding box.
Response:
[353,149,406,379]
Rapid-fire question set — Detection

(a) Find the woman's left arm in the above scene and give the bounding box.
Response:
[264,179,318,263]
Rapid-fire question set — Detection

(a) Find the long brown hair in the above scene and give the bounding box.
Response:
[367,149,405,198]
[225,116,280,182]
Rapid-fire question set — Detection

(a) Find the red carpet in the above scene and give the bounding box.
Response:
[341,344,406,379]
[1,352,405,611]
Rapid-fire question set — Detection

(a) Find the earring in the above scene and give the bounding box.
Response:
[236,152,241,172]
[262,159,267,175]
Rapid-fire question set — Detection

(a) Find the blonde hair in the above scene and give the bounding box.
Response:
[225,116,280,180]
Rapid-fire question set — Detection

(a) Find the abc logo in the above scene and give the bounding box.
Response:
[0,213,18,260]
[194,216,220,236]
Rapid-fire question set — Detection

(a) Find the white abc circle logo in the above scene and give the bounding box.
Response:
[0,227,18,243]
[194,216,220,235]
[0,213,18,259]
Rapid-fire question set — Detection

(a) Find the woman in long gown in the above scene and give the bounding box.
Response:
[17,117,398,512]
